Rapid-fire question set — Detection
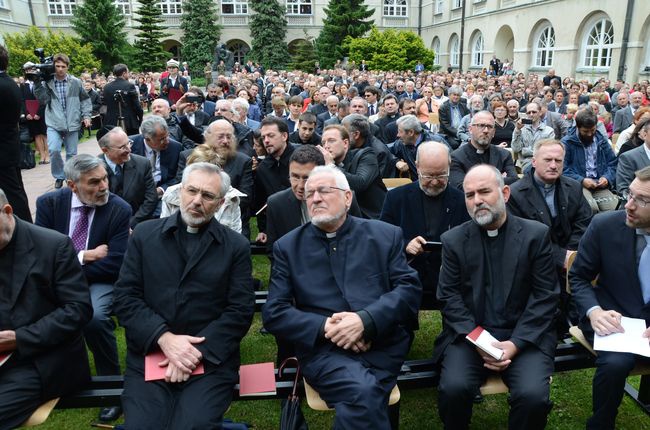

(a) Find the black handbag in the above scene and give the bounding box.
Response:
[19,142,36,169]
[278,357,308,430]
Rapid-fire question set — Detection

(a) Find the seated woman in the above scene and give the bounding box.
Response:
[161,144,245,233]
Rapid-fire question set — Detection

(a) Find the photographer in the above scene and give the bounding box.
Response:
[511,101,555,171]
[34,53,91,189]
[102,64,143,136]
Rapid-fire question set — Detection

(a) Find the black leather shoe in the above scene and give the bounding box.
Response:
[54,179,63,189]
[98,406,122,422]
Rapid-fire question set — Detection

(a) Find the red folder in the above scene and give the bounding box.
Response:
[168,88,183,105]
[144,350,205,381]
[0,352,12,367]
[238,362,276,396]
[466,326,504,360]
[25,100,40,116]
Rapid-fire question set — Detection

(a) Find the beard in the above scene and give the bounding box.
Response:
[419,181,446,197]
[215,144,236,163]
[471,195,506,228]
[180,205,212,227]
[311,207,347,230]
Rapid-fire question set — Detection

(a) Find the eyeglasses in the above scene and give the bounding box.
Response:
[418,171,449,181]
[623,190,650,208]
[109,140,132,152]
[471,123,495,130]
[304,186,347,199]
[183,185,222,203]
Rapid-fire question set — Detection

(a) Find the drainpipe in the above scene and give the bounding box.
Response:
[417,0,423,36]
[617,0,635,81]
[27,0,36,26]
[459,0,466,72]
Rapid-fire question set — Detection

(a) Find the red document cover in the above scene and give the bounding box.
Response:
[168,88,183,105]
[25,100,40,116]
[0,352,12,367]
[239,362,276,396]
[466,326,504,360]
[144,350,205,381]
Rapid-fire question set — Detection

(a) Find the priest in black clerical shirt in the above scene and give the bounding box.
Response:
[380,142,469,308]
[434,164,559,430]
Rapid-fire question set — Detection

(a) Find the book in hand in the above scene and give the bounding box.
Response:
[0,352,12,367]
[168,88,183,105]
[238,362,276,397]
[25,100,40,117]
[144,350,205,382]
[594,316,650,357]
[466,326,504,360]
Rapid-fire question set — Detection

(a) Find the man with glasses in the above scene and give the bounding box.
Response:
[97,126,157,228]
[569,165,650,430]
[380,142,469,308]
[263,165,421,430]
[114,162,254,429]
[512,101,555,171]
[449,111,518,189]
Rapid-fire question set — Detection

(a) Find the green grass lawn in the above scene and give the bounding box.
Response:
[21,237,650,429]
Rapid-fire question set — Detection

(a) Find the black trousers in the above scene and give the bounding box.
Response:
[0,362,44,430]
[437,338,554,430]
[0,165,31,223]
[122,365,236,430]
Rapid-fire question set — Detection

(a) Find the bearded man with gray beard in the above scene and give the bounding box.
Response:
[433,164,559,430]
[114,162,254,429]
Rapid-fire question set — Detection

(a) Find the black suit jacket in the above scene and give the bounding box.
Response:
[35,188,131,285]
[102,78,143,134]
[100,153,157,227]
[439,100,470,149]
[380,183,470,306]
[340,147,387,219]
[129,134,182,189]
[254,144,295,232]
[113,213,255,374]
[6,219,92,400]
[316,111,335,134]
[449,143,519,189]
[507,169,592,268]
[0,71,21,168]
[569,210,650,337]
[433,216,559,362]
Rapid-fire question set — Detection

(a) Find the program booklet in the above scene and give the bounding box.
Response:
[594,316,650,357]
[466,326,505,360]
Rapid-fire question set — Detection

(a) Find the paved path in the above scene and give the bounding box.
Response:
[21,136,100,219]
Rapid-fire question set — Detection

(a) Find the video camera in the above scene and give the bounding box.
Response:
[113,89,125,103]
[25,48,55,81]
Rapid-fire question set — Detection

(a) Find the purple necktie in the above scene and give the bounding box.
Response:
[71,206,90,252]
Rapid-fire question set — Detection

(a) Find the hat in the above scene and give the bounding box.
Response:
[166,59,179,68]
[23,61,37,70]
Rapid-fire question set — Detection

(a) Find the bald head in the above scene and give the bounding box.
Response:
[416,142,451,197]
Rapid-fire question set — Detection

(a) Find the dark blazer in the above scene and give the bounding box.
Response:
[433,216,560,362]
[0,71,21,168]
[507,169,592,268]
[613,106,633,133]
[254,144,295,232]
[340,147,387,219]
[316,111,336,134]
[542,111,568,140]
[113,213,255,374]
[616,144,650,194]
[569,210,650,335]
[366,136,396,179]
[438,100,470,149]
[7,219,92,400]
[35,188,131,285]
[129,134,182,189]
[380,183,470,307]
[100,153,157,227]
[449,143,519,189]
[102,78,143,134]
[262,216,422,375]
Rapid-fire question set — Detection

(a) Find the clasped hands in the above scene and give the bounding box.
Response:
[324,312,371,353]
[477,340,518,372]
[157,332,205,383]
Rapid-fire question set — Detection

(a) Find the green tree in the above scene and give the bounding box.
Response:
[180,0,221,74]
[71,0,128,73]
[132,0,170,71]
[3,26,100,77]
[346,27,435,71]
[288,32,319,72]
[315,0,374,69]
[248,0,288,70]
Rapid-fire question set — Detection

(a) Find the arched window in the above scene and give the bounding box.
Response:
[534,25,555,67]
[226,41,250,65]
[449,34,459,67]
[583,18,614,68]
[432,37,441,66]
[471,32,484,67]
[383,0,407,17]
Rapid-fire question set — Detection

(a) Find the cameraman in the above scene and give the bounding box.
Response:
[102,64,142,136]
[34,53,91,189]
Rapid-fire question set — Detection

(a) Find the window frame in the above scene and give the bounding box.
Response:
[449,34,460,67]
[48,0,77,16]
[383,0,408,17]
[534,25,555,68]
[471,32,484,67]
[221,0,248,15]
[158,0,182,16]
[285,0,312,15]
[582,17,614,69]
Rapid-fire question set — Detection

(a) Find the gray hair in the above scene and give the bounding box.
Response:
[232,97,250,113]
[97,126,126,149]
[181,162,230,198]
[307,165,350,191]
[396,114,423,134]
[64,154,107,183]
[448,86,463,96]
[0,188,7,206]
[350,96,368,109]
[416,141,451,164]
[140,115,168,139]
[341,113,370,139]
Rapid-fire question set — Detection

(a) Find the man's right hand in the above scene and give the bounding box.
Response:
[582,178,598,190]
[589,308,624,336]
[406,236,427,256]
[396,160,409,172]
[157,332,204,374]
[83,244,109,263]
[175,94,190,115]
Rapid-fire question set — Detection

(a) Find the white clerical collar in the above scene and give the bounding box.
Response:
[326,232,337,239]
[186,225,199,234]
[487,229,498,237]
